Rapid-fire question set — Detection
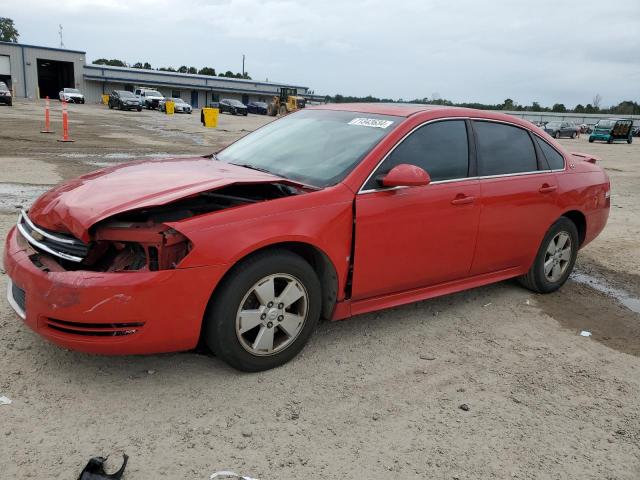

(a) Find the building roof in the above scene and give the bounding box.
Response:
[83,64,308,90]
[0,40,85,54]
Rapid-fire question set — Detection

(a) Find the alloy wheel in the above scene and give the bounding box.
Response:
[235,273,308,356]
[544,232,572,282]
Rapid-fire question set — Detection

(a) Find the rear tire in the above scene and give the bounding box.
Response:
[588,137,594,143]
[571,131,577,139]
[554,131,560,139]
[518,217,579,293]
[627,137,632,144]
[204,250,321,372]
[279,105,288,116]
[607,137,614,144]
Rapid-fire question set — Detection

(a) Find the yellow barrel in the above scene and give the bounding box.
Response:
[165,100,175,115]
[102,94,109,105]
[202,107,219,128]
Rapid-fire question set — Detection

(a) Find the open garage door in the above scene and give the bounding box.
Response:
[0,55,10,91]
[37,59,74,99]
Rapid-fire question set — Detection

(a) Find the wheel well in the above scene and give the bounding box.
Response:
[562,210,586,246]
[215,242,339,321]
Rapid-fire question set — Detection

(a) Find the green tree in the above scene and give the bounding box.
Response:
[177,65,188,73]
[0,17,19,43]
[530,101,542,111]
[584,103,596,114]
[574,104,585,113]
[502,98,515,110]
[198,67,216,76]
[552,103,566,112]
[92,58,128,67]
[187,66,197,74]
[132,62,144,69]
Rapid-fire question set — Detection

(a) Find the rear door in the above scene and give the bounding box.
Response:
[470,120,559,275]
[352,119,481,300]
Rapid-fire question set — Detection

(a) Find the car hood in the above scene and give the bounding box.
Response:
[64,93,83,97]
[28,157,293,242]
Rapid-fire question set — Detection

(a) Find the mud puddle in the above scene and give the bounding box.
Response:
[0,183,51,211]
[536,269,640,356]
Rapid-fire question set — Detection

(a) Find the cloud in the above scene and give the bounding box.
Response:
[3,0,640,106]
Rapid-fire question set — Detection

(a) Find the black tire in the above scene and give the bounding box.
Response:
[137,107,142,112]
[607,137,614,144]
[571,131,577,139]
[204,250,321,372]
[627,137,632,144]
[588,137,594,143]
[109,103,113,109]
[554,131,560,139]
[518,217,579,294]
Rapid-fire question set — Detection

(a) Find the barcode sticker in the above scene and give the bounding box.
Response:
[348,118,394,129]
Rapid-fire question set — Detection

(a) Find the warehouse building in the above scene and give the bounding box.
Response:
[0,40,318,106]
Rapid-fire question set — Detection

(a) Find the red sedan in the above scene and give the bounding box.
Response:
[4,104,610,371]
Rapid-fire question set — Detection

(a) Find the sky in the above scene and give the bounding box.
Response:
[3,0,639,107]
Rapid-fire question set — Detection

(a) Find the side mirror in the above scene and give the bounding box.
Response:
[380,164,431,188]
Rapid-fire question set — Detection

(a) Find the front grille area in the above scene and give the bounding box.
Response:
[46,318,145,337]
[17,211,89,262]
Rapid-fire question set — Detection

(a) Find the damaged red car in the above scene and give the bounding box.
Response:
[4,104,610,371]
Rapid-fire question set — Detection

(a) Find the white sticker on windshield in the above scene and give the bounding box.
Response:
[348,118,394,129]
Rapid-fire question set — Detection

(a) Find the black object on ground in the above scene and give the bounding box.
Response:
[77,454,129,480]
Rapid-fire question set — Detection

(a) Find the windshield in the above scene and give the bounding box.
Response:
[172,98,184,103]
[0,82,8,90]
[596,120,615,129]
[217,109,401,188]
[146,91,162,97]
[65,88,80,93]
[546,122,561,128]
[226,99,244,106]
[119,91,135,97]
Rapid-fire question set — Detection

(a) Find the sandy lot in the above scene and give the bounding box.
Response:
[0,101,639,479]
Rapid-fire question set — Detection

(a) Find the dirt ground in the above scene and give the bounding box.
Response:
[0,101,639,479]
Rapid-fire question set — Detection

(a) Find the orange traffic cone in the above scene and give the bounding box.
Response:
[40,96,54,134]
[57,100,75,142]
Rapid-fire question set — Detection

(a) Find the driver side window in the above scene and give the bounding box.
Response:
[363,120,470,190]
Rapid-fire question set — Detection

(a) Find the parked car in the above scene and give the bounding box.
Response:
[159,97,193,114]
[247,101,268,115]
[134,88,164,109]
[0,81,12,106]
[219,98,248,116]
[543,121,579,139]
[4,105,610,371]
[589,118,633,144]
[59,88,85,104]
[108,90,143,111]
[632,126,640,137]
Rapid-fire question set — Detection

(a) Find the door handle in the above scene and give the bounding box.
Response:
[451,194,475,205]
[539,184,557,193]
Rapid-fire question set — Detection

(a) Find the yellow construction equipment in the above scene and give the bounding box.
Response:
[267,87,306,116]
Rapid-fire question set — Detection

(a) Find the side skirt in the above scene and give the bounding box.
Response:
[331,266,524,320]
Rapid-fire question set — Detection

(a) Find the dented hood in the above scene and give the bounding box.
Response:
[29,156,288,242]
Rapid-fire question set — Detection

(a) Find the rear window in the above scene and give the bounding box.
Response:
[535,137,565,170]
[474,121,537,176]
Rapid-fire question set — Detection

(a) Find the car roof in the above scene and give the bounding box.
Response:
[309,103,540,129]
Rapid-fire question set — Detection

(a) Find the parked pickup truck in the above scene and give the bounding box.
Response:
[134,88,164,110]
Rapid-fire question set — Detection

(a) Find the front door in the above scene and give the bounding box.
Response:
[191,90,199,108]
[242,94,249,105]
[352,119,481,300]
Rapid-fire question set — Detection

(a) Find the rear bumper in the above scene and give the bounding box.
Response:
[589,133,611,141]
[3,226,226,355]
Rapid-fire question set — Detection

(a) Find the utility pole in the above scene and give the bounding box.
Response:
[242,54,245,78]
[58,24,64,48]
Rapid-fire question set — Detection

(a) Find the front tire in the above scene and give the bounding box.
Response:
[518,217,579,293]
[204,250,321,372]
[571,131,577,139]
[554,131,561,139]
